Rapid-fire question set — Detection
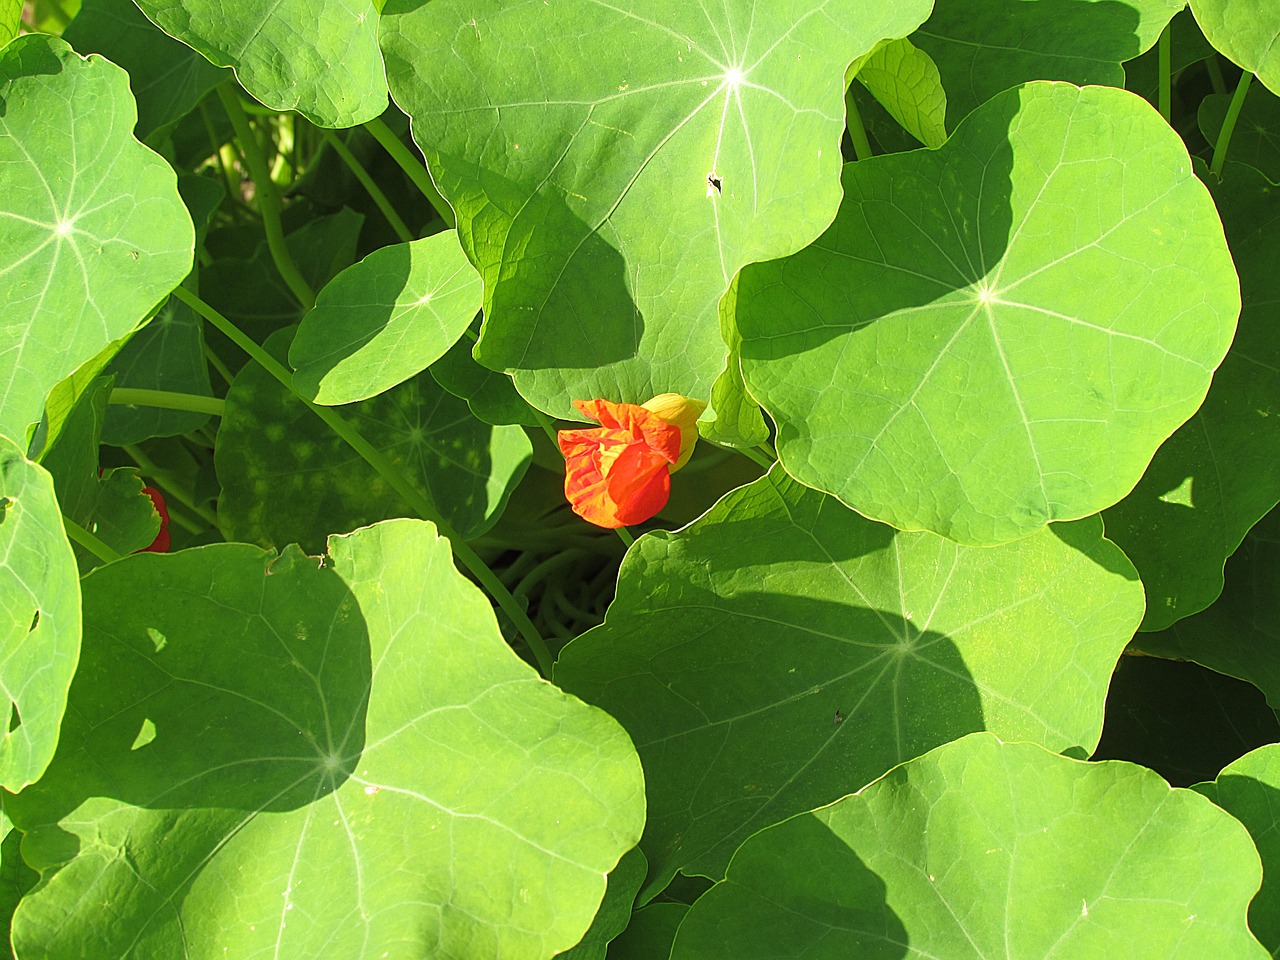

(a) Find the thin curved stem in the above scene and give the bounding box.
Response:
[216,84,316,310]
[173,285,553,675]
[364,117,456,227]
[109,388,225,417]
[63,515,122,564]
[844,88,874,161]
[319,127,415,243]
[1210,72,1254,178]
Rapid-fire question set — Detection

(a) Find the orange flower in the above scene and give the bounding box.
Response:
[558,394,706,528]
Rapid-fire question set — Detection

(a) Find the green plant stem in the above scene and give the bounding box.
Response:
[159,499,204,536]
[63,516,122,564]
[109,388,225,417]
[513,550,587,600]
[364,117,456,227]
[1207,57,1228,96]
[1157,24,1172,123]
[844,89,874,161]
[1210,71,1254,177]
[615,526,635,547]
[122,444,220,527]
[216,84,316,310]
[204,345,236,386]
[172,284,554,675]
[319,127,415,243]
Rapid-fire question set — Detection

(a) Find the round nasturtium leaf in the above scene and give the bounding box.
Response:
[219,331,531,554]
[379,0,934,417]
[554,468,1144,893]
[131,0,387,127]
[291,230,483,405]
[738,82,1239,546]
[914,0,1184,128]
[7,520,645,959]
[1189,0,1280,97]
[1104,161,1280,631]
[0,34,194,446]
[0,436,81,792]
[670,735,1269,960]
[1195,743,1280,954]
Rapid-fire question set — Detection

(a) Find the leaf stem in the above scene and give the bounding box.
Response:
[1157,23,1172,123]
[615,526,635,547]
[1210,71,1253,178]
[364,117,456,227]
[844,89,874,161]
[173,284,554,675]
[109,388,225,417]
[216,84,316,310]
[1206,57,1228,96]
[62,515,123,565]
[318,127,415,243]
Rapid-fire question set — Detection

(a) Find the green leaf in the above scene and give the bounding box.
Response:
[1124,9,1218,106]
[1,0,19,47]
[0,34,195,447]
[101,294,214,445]
[291,230,482,405]
[855,38,947,148]
[1133,509,1280,711]
[1195,744,1280,955]
[380,0,934,416]
[0,436,81,792]
[1103,161,1280,630]
[131,0,386,127]
[429,333,542,428]
[1200,89,1280,183]
[671,734,1269,960]
[61,0,228,142]
[218,330,532,553]
[7,519,645,958]
[554,468,1144,890]
[1189,0,1280,97]
[738,82,1239,546]
[560,847,648,960]
[608,903,689,960]
[0,827,37,960]
[699,277,769,449]
[915,0,1184,127]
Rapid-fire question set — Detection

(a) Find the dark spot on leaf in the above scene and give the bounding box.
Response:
[0,497,10,524]
[707,174,722,195]
[8,703,19,732]
[29,609,39,633]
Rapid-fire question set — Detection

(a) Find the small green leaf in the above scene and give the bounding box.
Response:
[739,82,1239,545]
[855,38,947,149]
[672,735,1269,960]
[915,0,1184,127]
[0,34,195,446]
[61,0,228,141]
[699,277,769,450]
[1189,0,1280,96]
[381,0,934,416]
[218,331,532,552]
[559,847,648,960]
[7,520,645,958]
[429,333,542,428]
[291,230,482,405]
[1104,161,1280,630]
[555,468,1144,891]
[0,436,81,792]
[132,0,387,127]
[1200,89,1280,183]
[1195,744,1280,955]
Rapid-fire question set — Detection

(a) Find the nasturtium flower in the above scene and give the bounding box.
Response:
[558,394,707,528]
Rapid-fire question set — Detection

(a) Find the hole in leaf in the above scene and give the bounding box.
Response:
[29,609,39,633]
[706,174,722,196]
[8,703,20,732]
[131,718,157,751]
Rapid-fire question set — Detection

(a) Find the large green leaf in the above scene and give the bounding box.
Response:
[0,34,194,446]
[218,331,532,553]
[670,734,1268,960]
[914,0,1184,127]
[291,230,482,405]
[7,520,645,958]
[380,0,934,417]
[61,0,228,142]
[1189,0,1280,97]
[0,436,80,792]
[555,468,1144,891]
[1133,509,1280,710]
[738,82,1238,546]
[1195,744,1280,955]
[1103,161,1280,630]
[1200,89,1280,184]
[131,0,386,127]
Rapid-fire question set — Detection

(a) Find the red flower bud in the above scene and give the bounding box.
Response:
[140,485,170,553]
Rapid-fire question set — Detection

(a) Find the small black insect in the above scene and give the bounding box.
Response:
[833,710,843,726]
[129,250,139,261]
